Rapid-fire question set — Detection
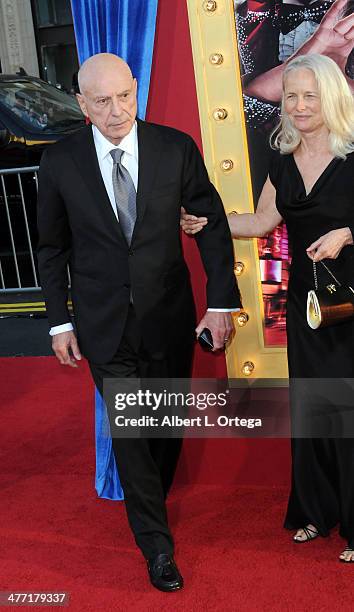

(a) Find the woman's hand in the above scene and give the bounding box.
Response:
[299,0,354,93]
[245,0,354,102]
[180,206,208,235]
[306,228,353,261]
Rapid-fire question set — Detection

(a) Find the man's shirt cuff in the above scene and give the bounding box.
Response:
[207,308,240,312]
[49,311,239,335]
[49,323,74,336]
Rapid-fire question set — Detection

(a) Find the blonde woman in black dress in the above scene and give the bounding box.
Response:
[181,53,354,562]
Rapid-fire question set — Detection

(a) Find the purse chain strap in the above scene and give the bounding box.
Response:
[312,260,342,291]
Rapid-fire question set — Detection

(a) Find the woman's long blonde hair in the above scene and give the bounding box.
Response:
[271,54,354,159]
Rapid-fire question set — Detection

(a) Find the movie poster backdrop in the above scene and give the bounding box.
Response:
[233,0,354,346]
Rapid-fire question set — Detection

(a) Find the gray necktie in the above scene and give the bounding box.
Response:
[110,148,137,245]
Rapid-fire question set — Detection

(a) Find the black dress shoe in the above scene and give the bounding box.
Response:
[147,553,184,592]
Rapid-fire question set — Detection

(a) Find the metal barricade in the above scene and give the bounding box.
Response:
[0,166,40,293]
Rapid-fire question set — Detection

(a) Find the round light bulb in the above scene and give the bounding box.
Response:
[212,108,228,121]
[237,311,249,327]
[242,361,255,376]
[220,159,234,172]
[234,261,245,276]
[203,0,217,12]
[209,53,224,65]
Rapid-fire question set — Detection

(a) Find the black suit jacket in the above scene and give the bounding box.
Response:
[37,120,242,364]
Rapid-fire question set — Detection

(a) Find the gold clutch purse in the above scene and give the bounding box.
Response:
[307,261,354,330]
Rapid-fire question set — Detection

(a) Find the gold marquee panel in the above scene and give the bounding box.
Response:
[186,0,288,379]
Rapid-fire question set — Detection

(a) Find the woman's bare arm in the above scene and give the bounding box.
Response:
[181,176,282,238]
[228,177,282,238]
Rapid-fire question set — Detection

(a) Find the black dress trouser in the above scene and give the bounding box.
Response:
[89,304,193,559]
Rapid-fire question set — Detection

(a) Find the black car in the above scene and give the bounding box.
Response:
[0,75,85,290]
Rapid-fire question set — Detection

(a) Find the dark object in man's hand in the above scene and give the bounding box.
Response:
[198,328,214,351]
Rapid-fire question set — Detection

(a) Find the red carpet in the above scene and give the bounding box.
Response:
[1,356,353,610]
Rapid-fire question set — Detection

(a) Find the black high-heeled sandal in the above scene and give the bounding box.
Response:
[293,525,319,543]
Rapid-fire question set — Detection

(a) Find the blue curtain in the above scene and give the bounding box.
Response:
[70,0,159,499]
[70,0,158,118]
[94,388,124,500]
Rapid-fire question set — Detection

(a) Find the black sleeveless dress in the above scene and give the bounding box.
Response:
[269,150,354,547]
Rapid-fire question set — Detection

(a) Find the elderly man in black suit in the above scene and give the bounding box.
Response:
[37,53,241,592]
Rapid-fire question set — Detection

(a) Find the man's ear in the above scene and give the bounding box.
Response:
[76,93,88,118]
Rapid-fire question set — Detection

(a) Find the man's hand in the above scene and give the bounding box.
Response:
[196,311,235,352]
[306,227,353,261]
[52,331,82,368]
